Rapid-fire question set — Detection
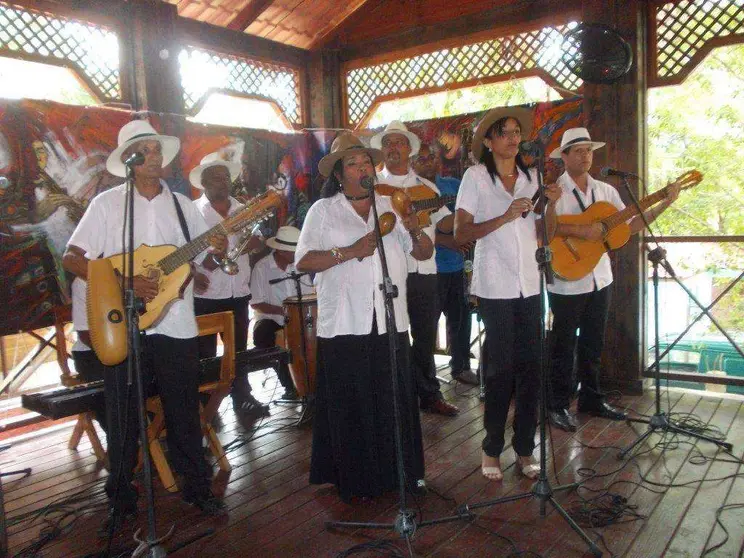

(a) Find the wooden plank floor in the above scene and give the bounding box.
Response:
[2,372,744,558]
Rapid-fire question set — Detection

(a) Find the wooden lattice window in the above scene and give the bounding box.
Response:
[650,0,744,86]
[178,46,303,126]
[0,1,120,101]
[344,23,583,128]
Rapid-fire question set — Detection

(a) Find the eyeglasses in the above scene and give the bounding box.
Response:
[494,130,522,139]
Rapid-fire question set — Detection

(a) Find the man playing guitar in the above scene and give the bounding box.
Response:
[546,127,681,432]
[62,120,228,534]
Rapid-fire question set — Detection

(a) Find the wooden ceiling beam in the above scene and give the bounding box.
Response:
[308,0,378,51]
[337,0,583,63]
[227,0,275,32]
[177,17,310,67]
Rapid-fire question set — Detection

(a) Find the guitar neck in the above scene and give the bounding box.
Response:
[604,186,669,230]
[158,223,228,274]
[411,195,456,213]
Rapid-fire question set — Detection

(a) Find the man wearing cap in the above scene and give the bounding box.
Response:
[191,152,269,416]
[250,226,313,400]
[63,119,228,531]
[372,121,459,416]
[547,127,680,432]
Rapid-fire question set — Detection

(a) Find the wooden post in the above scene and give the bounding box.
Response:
[308,49,343,129]
[582,0,647,394]
[121,0,186,115]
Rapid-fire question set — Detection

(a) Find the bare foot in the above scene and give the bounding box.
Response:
[516,455,539,480]
[481,451,503,481]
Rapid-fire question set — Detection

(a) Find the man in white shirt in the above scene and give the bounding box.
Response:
[63,120,228,531]
[250,226,313,400]
[372,121,459,416]
[547,128,680,432]
[191,153,269,416]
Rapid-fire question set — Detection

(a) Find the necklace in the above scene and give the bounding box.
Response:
[344,192,370,201]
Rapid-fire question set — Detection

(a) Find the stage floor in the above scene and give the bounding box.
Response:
[2,371,744,557]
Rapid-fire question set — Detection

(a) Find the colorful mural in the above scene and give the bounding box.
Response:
[0,97,582,335]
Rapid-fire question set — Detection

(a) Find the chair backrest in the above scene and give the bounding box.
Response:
[195,311,235,393]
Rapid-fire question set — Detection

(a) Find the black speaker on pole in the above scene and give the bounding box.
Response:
[562,23,633,84]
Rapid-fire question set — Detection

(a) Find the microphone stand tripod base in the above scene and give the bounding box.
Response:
[132,525,174,558]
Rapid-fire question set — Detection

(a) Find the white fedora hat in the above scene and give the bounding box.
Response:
[189,152,241,190]
[266,225,300,252]
[106,119,180,177]
[549,127,605,159]
[370,120,421,157]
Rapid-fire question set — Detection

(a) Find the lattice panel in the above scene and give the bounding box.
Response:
[345,23,582,127]
[655,0,744,80]
[0,2,120,101]
[178,46,302,125]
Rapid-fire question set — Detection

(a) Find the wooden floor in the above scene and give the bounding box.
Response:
[3,372,744,558]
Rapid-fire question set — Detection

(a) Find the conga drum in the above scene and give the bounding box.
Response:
[283,294,317,396]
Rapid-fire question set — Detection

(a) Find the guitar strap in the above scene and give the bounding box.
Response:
[172,194,191,242]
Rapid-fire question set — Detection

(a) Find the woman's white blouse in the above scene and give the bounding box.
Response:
[295,193,413,337]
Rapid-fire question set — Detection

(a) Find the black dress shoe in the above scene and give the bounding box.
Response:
[578,401,627,421]
[183,490,227,516]
[548,409,578,432]
[97,507,137,538]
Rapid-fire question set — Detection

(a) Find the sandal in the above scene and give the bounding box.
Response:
[516,454,539,480]
[481,451,503,481]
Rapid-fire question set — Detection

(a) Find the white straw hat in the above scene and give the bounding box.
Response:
[266,226,300,252]
[370,120,421,157]
[189,152,241,190]
[106,119,180,178]
[549,127,605,159]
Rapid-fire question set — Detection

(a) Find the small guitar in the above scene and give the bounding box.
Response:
[93,190,282,333]
[550,170,702,281]
[375,183,455,227]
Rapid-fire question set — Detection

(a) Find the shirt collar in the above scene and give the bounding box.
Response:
[559,171,596,197]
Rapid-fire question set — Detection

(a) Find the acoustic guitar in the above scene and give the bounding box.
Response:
[550,170,702,281]
[90,189,282,339]
[376,183,455,227]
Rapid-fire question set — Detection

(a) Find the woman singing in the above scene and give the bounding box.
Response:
[454,108,561,481]
[295,133,433,501]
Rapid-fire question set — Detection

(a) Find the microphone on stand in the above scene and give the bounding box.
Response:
[518,139,543,157]
[360,175,375,190]
[600,166,639,179]
[124,152,145,167]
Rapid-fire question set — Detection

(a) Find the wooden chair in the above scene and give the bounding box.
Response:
[53,306,109,468]
[145,311,235,492]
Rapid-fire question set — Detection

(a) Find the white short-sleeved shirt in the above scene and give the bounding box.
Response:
[548,172,626,296]
[250,253,314,326]
[295,193,413,337]
[377,167,450,275]
[456,164,541,299]
[67,181,209,339]
[193,195,251,299]
[71,277,91,352]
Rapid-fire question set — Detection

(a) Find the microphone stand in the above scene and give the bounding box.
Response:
[456,144,602,557]
[269,270,315,427]
[616,176,732,459]
[326,183,471,554]
[122,163,172,558]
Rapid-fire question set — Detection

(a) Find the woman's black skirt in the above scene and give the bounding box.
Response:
[309,330,425,501]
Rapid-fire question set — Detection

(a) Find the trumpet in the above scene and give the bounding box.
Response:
[219,216,271,275]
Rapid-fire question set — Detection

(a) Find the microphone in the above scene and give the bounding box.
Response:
[124,152,145,167]
[600,166,639,179]
[518,139,543,156]
[360,175,375,190]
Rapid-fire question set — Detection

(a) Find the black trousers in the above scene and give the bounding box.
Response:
[437,270,472,374]
[407,273,442,405]
[548,286,611,410]
[104,335,211,511]
[478,296,541,457]
[71,349,107,433]
[253,319,293,390]
[194,295,251,395]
